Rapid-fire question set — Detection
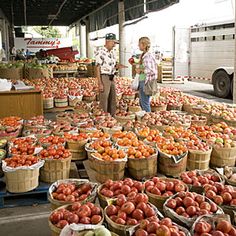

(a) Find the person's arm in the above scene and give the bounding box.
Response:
[116,64,128,69]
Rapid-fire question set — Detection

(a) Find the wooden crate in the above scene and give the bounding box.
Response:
[158,60,184,84]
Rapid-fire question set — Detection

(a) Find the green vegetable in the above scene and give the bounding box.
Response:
[94,228,111,236]
[84,231,95,236]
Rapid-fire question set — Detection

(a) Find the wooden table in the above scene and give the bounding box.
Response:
[0,89,43,119]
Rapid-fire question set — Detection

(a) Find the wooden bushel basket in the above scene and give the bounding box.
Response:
[92,154,127,183]
[54,98,68,108]
[128,105,142,113]
[114,114,136,125]
[187,148,212,171]
[211,115,223,124]
[224,119,236,128]
[127,154,157,180]
[48,179,98,210]
[146,178,188,213]
[5,168,40,193]
[102,126,123,135]
[183,104,194,114]
[151,104,167,112]
[167,104,183,111]
[159,152,188,177]
[104,202,161,236]
[48,204,104,236]
[210,146,236,167]
[43,97,54,109]
[83,95,96,102]
[40,156,72,183]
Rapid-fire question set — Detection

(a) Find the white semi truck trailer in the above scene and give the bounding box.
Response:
[173,20,234,98]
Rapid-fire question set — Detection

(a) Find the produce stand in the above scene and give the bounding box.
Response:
[0,90,43,119]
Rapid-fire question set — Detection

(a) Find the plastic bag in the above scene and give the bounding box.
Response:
[0,79,12,91]
[131,74,139,91]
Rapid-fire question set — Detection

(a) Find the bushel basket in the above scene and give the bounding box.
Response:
[158,151,187,177]
[40,156,72,183]
[187,148,212,171]
[91,154,127,183]
[210,146,236,167]
[127,153,157,180]
[48,179,98,209]
[49,204,104,236]
[163,193,224,228]
[145,177,188,213]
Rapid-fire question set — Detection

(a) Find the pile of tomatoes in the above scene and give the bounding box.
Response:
[64,132,88,142]
[51,182,93,203]
[99,178,144,198]
[39,145,71,160]
[5,155,39,167]
[49,202,103,229]
[106,193,156,226]
[39,136,65,146]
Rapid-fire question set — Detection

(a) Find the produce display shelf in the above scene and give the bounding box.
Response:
[0,180,50,208]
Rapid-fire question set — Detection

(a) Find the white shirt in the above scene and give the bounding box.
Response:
[95,46,117,75]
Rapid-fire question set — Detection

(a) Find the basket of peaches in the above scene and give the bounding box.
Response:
[134,127,160,141]
[111,131,136,143]
[91,147,127,183]
[126,143,157,180]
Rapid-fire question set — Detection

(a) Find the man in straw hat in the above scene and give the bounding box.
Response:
[95,33,127,116]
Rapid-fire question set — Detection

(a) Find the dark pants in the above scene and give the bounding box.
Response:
[99,74,116,116]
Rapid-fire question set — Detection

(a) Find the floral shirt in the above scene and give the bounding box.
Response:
[142,52,157,83]
[95,46,117,75]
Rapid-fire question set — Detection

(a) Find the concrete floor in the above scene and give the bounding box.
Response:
[159,81,232,104]
[0,80,233,236]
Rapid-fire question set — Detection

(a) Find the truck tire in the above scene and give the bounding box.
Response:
[213,70,231,98]
[231,77,234,97]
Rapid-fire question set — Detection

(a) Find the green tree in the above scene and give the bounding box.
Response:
[33,26,61,38]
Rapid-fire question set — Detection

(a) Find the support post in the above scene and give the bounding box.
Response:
[79,24,86,58]
[234,2,236,103]
[86,18,92,58]
[118,0,125,76]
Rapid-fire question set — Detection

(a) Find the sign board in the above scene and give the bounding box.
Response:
[14,37,73,52]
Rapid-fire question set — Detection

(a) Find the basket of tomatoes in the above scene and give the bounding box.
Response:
[48,179,98,209]
[39,145,72,183]
[64,132,89,161]
[144,177,188,213]
[48,202,104,236]
[2,155,44,193]
[97,178,144,209]
[104,193,161,236]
